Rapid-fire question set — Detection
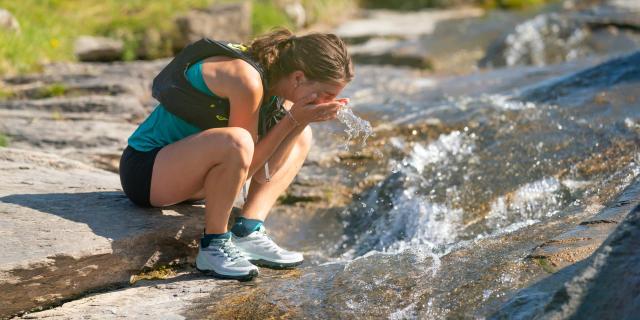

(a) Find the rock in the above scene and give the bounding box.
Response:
[11,274,225,319]
[136,28,165,60]
[0,8,19,33]
[284,2,306,28]
[0,147,206,318]
[74,36,124,62]
[348,38,433,69]
[174,2,252,50]
[334,8,483,41]
[0,94,145,170]
[333,8,517,71]
[491,179,640,319]
[529,180,640,271]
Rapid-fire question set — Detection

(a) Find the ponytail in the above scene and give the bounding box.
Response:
[248,27,353,86]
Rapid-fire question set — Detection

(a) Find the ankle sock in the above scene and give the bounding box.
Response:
[200,230,231,248]
[231,217,264,237]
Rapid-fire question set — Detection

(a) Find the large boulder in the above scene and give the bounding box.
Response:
[74,36,124,62]
[174,2,252,50]
[0,147,206,318]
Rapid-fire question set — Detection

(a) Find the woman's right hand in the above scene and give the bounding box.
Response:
[289,93,345,125]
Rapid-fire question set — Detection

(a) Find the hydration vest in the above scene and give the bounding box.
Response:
[151,38,285,137]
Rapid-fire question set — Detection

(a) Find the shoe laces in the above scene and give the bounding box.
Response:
[254,227,282,252]
[215,238,244,261]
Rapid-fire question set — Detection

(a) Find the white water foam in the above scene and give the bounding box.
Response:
[406,130,475,173]
[503,13,588,66]
[484,177,566,235]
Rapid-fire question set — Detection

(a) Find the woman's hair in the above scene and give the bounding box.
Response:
[248,28,354,86]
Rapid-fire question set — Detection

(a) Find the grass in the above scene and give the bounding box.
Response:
[0,133,9,147]
[38,83,67,98]
[129,264,179,285]
[0,0,212,75]
[0,0,355,76]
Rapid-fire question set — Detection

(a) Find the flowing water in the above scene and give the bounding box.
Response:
[189,50,640,319]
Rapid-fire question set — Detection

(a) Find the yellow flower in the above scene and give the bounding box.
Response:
[50,38,60,48]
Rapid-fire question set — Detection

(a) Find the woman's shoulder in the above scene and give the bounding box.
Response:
[201,57,264,99]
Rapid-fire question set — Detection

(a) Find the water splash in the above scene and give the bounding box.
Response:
[483,177,570,235]
[503,13,588,66]
[336,105,374,150]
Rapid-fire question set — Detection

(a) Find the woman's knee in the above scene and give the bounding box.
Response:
[214,127,254,168]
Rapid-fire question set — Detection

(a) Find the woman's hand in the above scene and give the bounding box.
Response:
[289,94,348,125]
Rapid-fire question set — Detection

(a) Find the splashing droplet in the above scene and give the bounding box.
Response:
[336,105,373,150]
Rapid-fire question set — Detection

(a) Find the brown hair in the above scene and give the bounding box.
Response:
[248,28,354,86]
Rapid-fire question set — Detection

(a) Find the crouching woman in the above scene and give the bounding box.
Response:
[119,28,353,280]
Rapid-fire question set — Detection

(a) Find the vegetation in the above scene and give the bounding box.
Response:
[0,0,355,76]
[38,83,67,98]
[0,133,9,147]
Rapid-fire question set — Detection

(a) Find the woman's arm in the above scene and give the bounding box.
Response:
[202,59,342,180]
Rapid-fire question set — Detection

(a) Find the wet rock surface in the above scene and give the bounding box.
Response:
[2,2,640,319]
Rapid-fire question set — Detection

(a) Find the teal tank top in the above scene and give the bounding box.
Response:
[127,60,212,152]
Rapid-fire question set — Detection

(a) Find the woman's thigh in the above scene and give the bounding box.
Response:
[149,127,253,207]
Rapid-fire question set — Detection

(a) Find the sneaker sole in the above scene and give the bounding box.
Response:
[249,259,304,269]
[196,267,259,281]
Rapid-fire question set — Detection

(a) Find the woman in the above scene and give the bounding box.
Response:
[119,28,353,281]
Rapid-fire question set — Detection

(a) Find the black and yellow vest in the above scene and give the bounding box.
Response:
[151,38,285,137]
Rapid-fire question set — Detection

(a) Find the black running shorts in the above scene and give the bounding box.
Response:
[119,145,162,207]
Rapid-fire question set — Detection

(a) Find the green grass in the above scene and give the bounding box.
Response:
[0,133,9,147]
[0,0,355,76]
[38,83,67,98]
[252,1,293,36]
[0,0,214,75]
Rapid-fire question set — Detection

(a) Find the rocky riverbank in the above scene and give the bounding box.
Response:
[2,0,640,319]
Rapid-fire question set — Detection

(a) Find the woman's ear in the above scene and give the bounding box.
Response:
[291,70,306,88]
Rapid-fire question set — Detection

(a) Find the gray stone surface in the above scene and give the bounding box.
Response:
[174,2,252,49]
[334,8,483,40]
[529,176,640,271]
[491,179,640,319]
[0,148,205,318]
[74,36,124,62]
[333,8,484,70]
[14,274,223,319]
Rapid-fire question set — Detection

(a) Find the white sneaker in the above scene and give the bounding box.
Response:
[232,225,304,269]
[196,237,259,281]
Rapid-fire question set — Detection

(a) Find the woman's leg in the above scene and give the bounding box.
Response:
[241,126,313,220]
[149,127,254,234]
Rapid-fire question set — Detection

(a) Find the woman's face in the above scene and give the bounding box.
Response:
[282,71,346,104]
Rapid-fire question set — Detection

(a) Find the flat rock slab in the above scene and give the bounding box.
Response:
[334,8,483,40]
[16,273,223,319]
[0,148,206,318]
[529,178,640,271]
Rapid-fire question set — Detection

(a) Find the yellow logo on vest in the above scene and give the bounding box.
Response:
[216,115,228,121]
[209,103,216,108]
[227,43,248,52]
